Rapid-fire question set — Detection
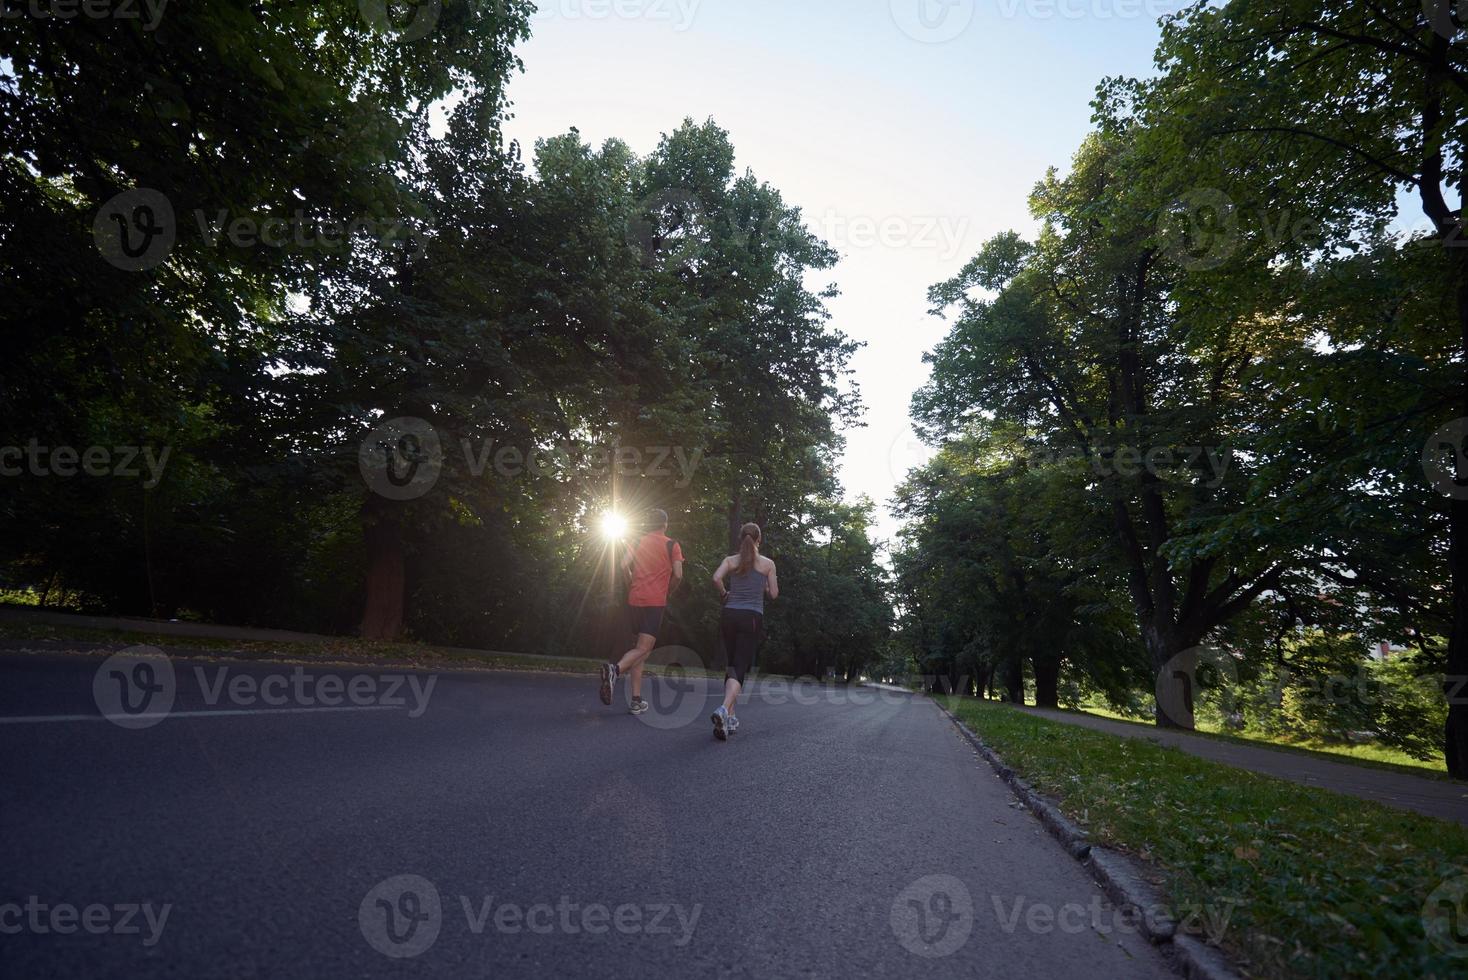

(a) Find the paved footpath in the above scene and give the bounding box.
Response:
[0,652,1178,979]
[1008,704,1468,826]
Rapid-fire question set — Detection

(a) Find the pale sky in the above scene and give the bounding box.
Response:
[500,0,1181,544]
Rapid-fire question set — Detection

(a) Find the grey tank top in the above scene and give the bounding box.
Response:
[725,566,768,614]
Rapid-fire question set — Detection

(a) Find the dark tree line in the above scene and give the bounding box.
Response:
[0,1,892,679]
[895,1,1463,773]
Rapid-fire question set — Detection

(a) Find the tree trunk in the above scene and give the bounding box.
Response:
[1446,264,1468,778]
[1148,624,1202,730]
[1447,495,1468,778]
[360,498,407,640]
[1033,657,1060,709]
[727,495,743,555]
[1002,658,1024,705]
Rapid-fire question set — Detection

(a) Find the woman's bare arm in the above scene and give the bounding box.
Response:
[712,556,732,597]
[764,559,779,600]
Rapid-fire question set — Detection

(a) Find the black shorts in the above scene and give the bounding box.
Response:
[629,605,665,640]
[720,608,763,685]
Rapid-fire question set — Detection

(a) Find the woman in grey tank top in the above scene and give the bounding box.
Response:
[710,523,779,740]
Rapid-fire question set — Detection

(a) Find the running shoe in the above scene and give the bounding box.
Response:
[600,663,618,706]
[727,715,740,736]
[711,705,729,741]
[629,697,649,716]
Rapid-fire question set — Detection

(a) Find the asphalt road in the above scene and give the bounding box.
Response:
[0,651,1177,978]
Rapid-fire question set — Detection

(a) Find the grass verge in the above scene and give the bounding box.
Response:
[947,696,1468,979]
[1074,700,1447,776]
[0,622,604,674]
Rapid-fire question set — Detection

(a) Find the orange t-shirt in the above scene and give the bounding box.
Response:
[627,532,683,608]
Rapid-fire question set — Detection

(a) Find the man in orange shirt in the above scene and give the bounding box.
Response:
[600,509,684,714]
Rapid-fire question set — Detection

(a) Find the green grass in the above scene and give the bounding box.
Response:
[947,696,1468,979]
[1066,700,1450,779]
[0,620,730,679]
[0,622,606,674]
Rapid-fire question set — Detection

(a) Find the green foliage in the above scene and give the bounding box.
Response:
[0,8,889,672]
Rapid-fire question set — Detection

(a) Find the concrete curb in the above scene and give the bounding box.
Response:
[931,698,1241,980]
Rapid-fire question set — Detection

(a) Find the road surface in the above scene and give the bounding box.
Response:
[0,651,1177,978]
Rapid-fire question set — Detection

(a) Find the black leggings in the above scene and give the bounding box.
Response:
[720,608,763,685]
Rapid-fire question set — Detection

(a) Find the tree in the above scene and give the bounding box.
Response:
[915,132,1322,727]
[1139,0,1468,770]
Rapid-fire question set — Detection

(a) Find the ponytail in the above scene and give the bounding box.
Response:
[736,523,761,575]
